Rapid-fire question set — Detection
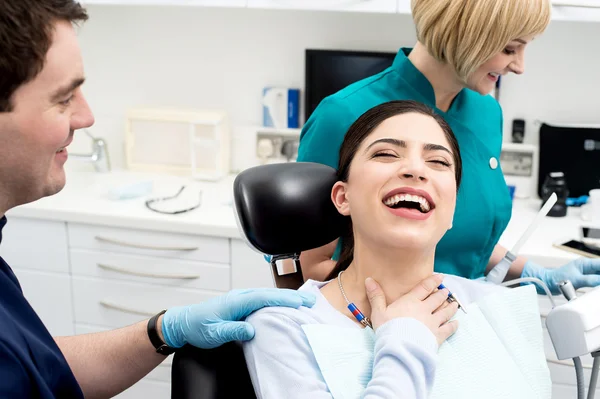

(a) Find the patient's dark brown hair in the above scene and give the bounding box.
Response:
[325,100,463,281]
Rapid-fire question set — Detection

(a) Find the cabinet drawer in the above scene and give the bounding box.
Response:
[13,269,75,336]
[72,276,221,328]
[0,217,69,273]
[113,378,170,399]
[68,223,229,264]
[75,324,172,383]
[70,249,231,292]
[231,239,274,289]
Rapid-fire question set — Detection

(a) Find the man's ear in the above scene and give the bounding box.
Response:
[331,181,351,216]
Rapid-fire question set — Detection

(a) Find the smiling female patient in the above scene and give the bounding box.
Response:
[243,100,506,398]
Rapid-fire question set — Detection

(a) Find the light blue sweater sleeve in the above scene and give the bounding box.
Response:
[363,318,438,398]
[243,309,439,398]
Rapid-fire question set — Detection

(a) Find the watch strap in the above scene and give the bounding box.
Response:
[147,310,176,356]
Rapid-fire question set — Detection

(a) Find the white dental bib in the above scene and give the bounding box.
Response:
[302,285,552,399]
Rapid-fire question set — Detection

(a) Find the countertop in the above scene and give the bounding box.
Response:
[5,169,587,265]
[6,169,242,238]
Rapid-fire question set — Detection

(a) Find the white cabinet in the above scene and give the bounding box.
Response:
[396,0,411,14]
[1,217,69,273]
[68,223,230,264]
[247,0,397,13]
[72,276,222,328]
[551,0,600,22]
[0,217,75,337]
[231,239,275,289]
[11,269,75,336]
[82,0,247,7]
[112,378,171,399]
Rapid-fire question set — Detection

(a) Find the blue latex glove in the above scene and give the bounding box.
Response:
[161,288,316,349]
[521,259,600,295]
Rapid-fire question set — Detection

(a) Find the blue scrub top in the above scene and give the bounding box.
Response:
[0,216,83,398]
[297,48,513,279]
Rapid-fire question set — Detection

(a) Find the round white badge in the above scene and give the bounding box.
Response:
[489,157,498,170]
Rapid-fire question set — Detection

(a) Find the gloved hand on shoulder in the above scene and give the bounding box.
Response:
[521,258,600,295]
[161,288,316,349]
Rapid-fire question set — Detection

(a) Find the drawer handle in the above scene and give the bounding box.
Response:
[99,300,157,317]
[98,263,200,280]
[94,236,198,252]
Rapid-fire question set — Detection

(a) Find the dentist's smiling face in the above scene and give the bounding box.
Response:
[0,20,94,209]
[332,111,459,251]
[467,35,534,95]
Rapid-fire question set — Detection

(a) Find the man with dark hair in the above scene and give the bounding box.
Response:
[0,2,315,397]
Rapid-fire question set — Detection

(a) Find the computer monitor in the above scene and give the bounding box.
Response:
[538,123,600,198]
[304,49,396,122]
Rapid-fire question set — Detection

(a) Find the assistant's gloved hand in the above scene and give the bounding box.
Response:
[161,288,316,349]
[521,259,600,295]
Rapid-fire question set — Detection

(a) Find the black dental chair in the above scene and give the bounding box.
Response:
[171,162,348,398]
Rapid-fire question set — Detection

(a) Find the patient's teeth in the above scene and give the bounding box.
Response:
[383,193,433,211]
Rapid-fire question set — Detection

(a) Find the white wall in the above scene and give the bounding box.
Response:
[69,5,600,173]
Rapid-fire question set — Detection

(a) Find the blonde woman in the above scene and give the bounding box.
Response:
[297,0,600,294]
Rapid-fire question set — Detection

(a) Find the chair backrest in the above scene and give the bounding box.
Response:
[171,162,346,398]
[233,162,348,288]
[233,162,347,256]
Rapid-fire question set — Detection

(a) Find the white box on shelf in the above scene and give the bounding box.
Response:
[501,142,538,199]
[125,108,230,181]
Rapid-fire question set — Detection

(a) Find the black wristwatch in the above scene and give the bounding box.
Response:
[147,310,176,356]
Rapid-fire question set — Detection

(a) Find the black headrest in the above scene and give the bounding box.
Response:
[233,162,348,256]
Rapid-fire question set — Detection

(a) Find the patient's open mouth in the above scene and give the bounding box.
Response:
[382,188,435,216]
[384,194,431,213]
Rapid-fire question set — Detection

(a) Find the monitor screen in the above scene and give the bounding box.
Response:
[304,49,396,122]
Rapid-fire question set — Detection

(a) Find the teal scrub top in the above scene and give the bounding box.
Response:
[297,48,512,280]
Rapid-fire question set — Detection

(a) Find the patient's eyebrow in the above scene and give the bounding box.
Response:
[50,77,85,103]
[423,143,451,155]
[364,138,406,153]
[364,138,451,155]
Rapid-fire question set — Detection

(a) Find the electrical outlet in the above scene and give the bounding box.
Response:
[256,131,300,162]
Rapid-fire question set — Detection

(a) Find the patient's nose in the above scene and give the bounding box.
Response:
[398,158,427,182]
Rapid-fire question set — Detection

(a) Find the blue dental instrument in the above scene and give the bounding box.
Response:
[438,283,467,314]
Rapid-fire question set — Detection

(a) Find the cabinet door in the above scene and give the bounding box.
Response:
[397,0,411,13]
[112,378,170,399]
[247,0,397,13]
[231,239,275,289]
[81,0,246,6]
[11,269,75,336]
[551,0,600,22]
[0,217,69,273]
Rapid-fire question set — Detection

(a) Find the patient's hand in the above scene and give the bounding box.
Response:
[365,274,459,345]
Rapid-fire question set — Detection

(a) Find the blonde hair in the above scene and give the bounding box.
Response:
[411,0,551,82]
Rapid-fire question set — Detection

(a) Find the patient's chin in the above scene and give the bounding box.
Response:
[376,232,434,252]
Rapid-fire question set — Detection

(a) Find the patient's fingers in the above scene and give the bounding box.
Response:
[365,277,387,315]
[437,320,459,344]
[433,298,450,314]
[409,274,444,301]
[424,287,450,311]
[435,301,459,326]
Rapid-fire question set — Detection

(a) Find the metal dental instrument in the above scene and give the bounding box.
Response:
[486,192,558,284]
[438,283,467,314]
